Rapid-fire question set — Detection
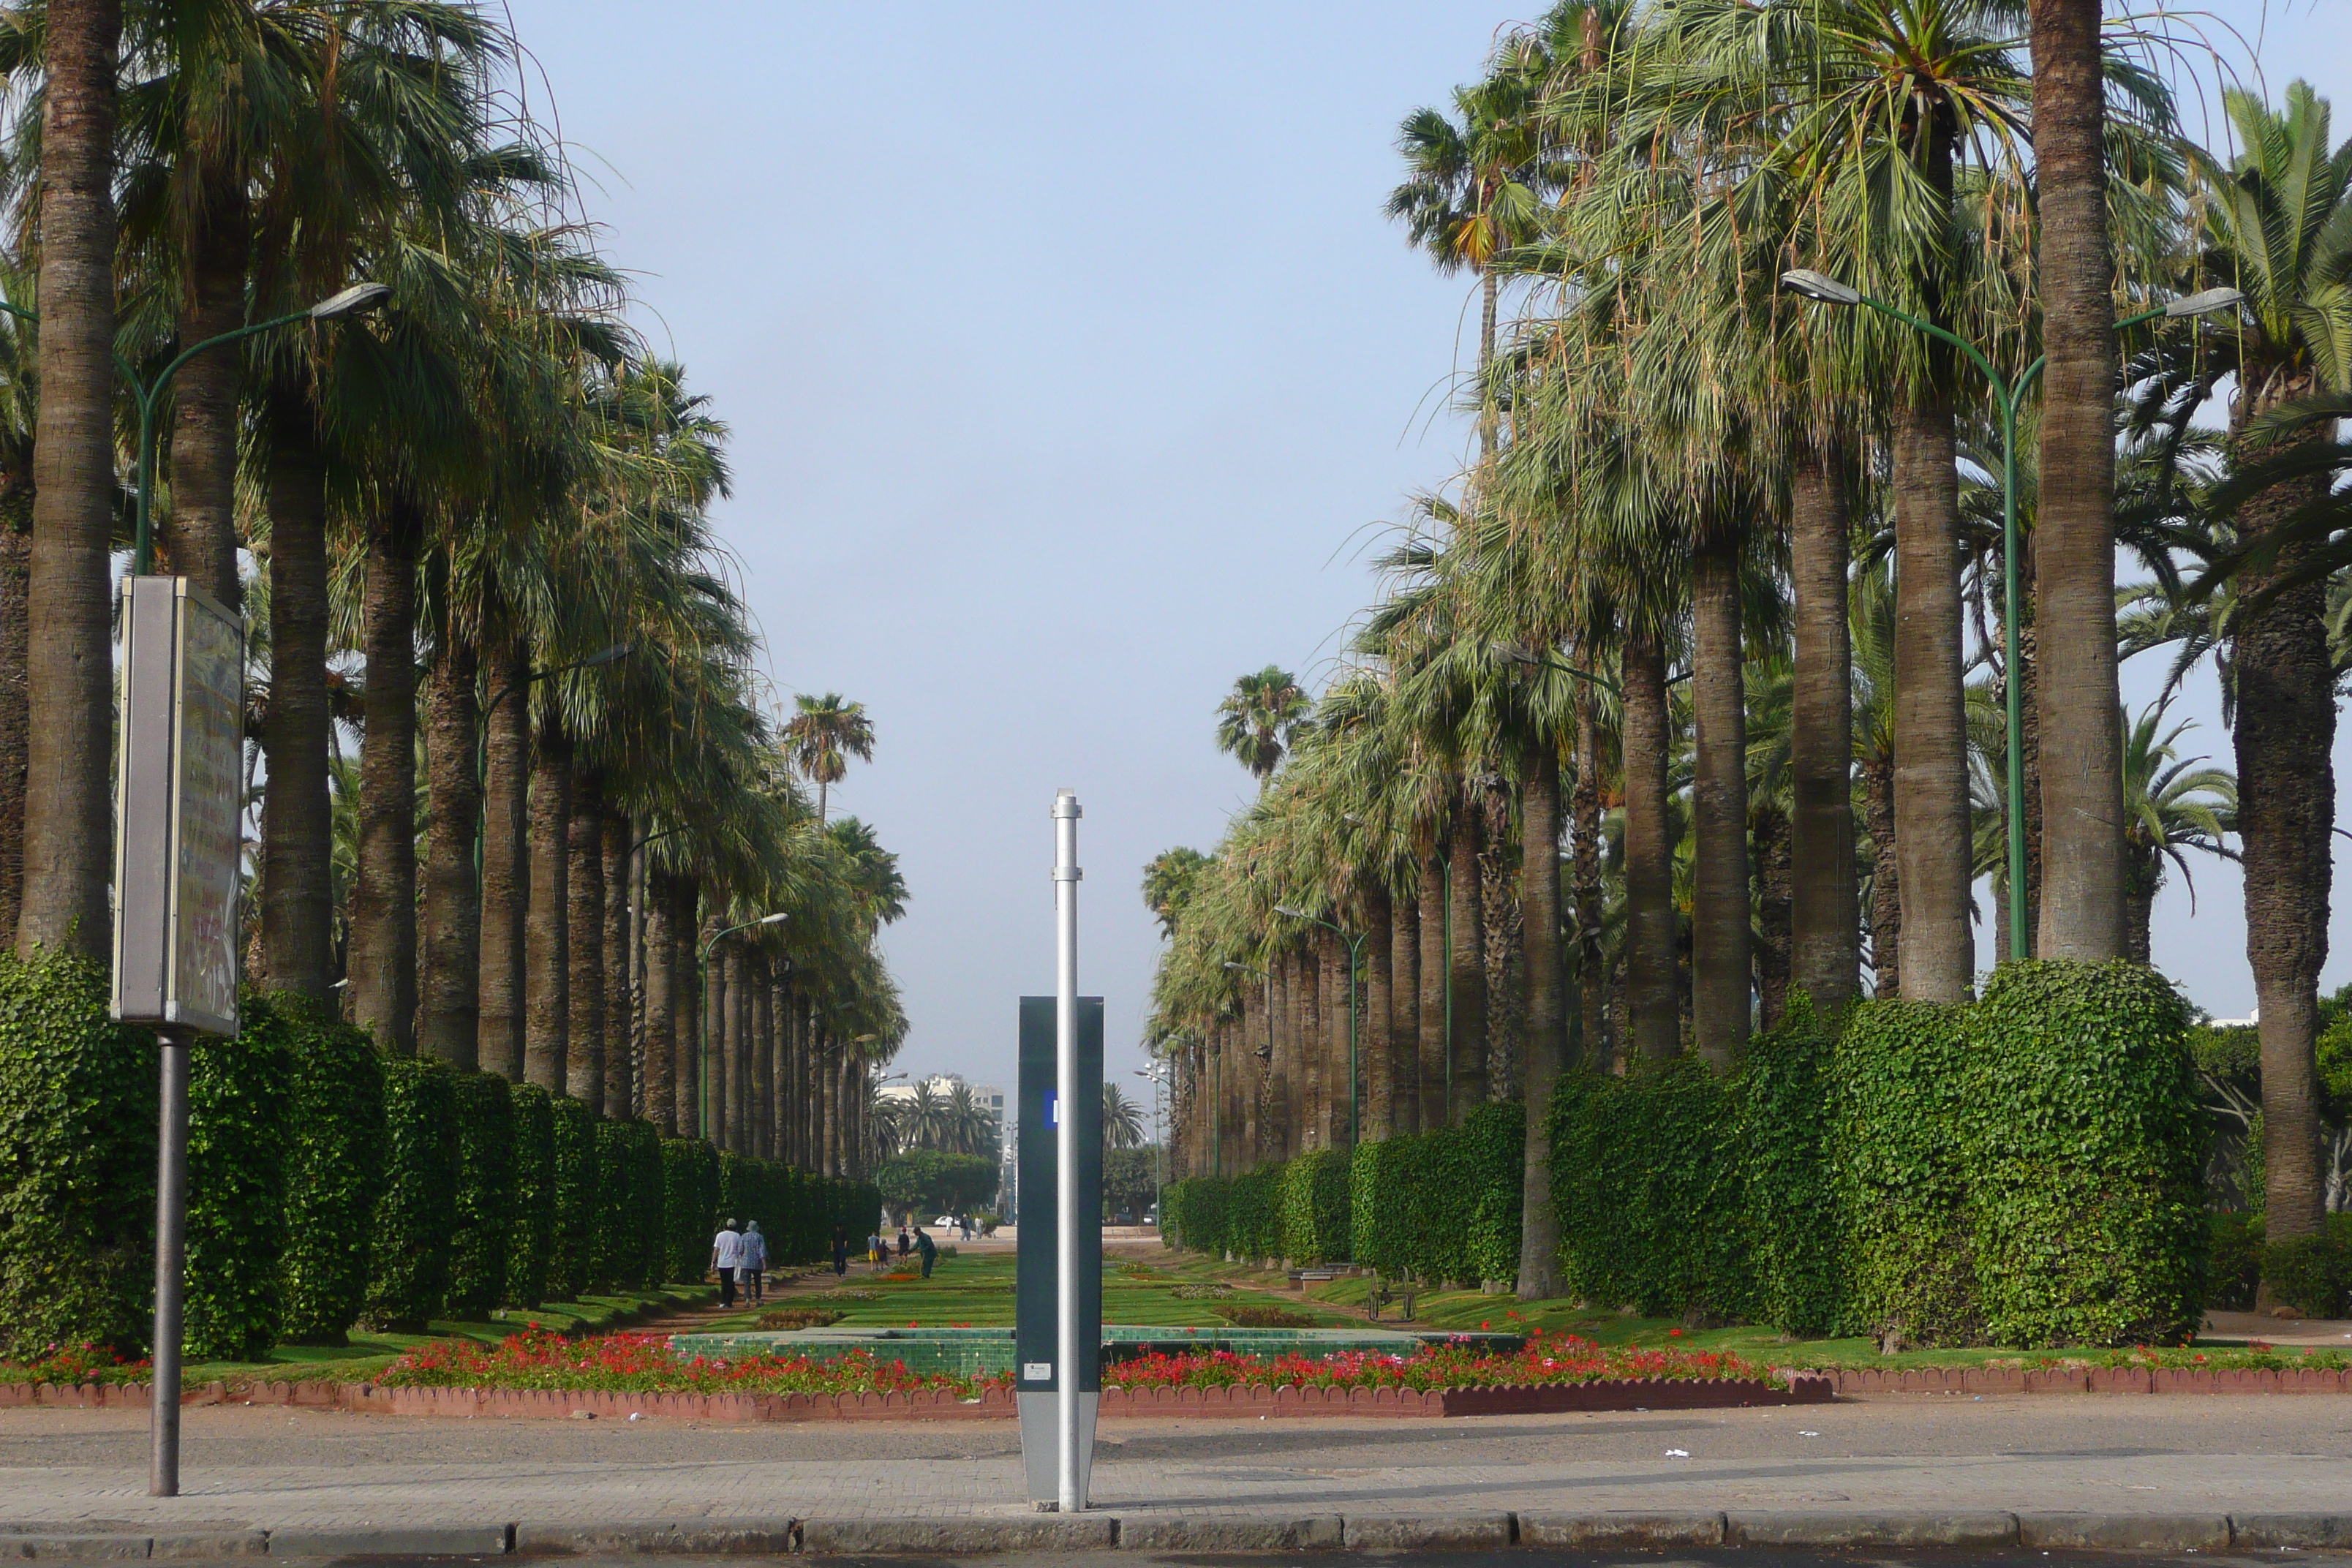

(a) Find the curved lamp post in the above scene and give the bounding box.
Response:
[1274,906,1365,1151]
[1777,271,2243,962]
[698,911,785,1142]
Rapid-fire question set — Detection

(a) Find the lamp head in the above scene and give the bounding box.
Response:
[310,282,393,320]
[758,911,788,925]
[583,641,632,668]
[1779,269,1863,307]
[2166,287,2245,319]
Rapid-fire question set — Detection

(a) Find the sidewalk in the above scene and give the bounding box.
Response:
[1,1393,2347,1545]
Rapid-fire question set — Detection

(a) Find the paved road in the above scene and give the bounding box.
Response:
[1,1395,2348,1533]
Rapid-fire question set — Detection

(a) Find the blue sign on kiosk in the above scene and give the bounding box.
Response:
[1016,994,1101,1505]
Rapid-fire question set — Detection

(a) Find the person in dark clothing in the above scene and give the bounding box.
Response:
[896,1226,911,1260]
[914,1226,938,1278]
[831,1224,850,1276]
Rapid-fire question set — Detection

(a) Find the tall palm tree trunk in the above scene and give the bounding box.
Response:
[476,636,529,1077]
[349,506,421,1052]
[14,0,121,961]
[1305,938,1329,1147]
[1755,804,1793,1030]
[1865,758,1901,995]
[750,952,774,1158]
[0,512,25,939]
[2233,415,2334,1247]
[565,766,607,1114]
[1447,810,1488,1115]
[416,637,480,1068]
[1364,882,1395,1139]
[160,177,246,610]
[719,944,744,1150]
[523,715,571,1090]
[644,870,676,1131]
[1390,887,1420,1135]
[1691,535,1749,1068]
[1572,682,1607,1068]
[257,421,335,997]
[601,807,630,1115]
[2029,0,2126,962]
[1416,845,1448,1128]
[820,1031,840,1177]
[1890,121,1975,1003]
[1516,734,1564,1299]
[1789,454,1858,1009]
[1622,628,1679,1060]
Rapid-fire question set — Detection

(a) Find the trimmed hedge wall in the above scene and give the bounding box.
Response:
[663,1138,721,1281]
[448,1071,515,1318]
[546,1093,599,1303]
[504,1083,555,1310]
[0,949,156,1359]
[185,1011,290,1360]
[1741,994,1842,1335]
[366,1057,458,1331]
[1963,962,2207,1347]
[271,997,380,1345]
[1278,1147,1350,1264]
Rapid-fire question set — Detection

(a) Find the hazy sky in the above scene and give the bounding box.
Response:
[503,2,2351,1102]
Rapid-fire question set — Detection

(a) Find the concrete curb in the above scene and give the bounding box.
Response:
[12,1508,2352,1556]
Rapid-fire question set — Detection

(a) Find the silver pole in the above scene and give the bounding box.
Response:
[1051,788,1083,1513]
[151,1033,189,1496]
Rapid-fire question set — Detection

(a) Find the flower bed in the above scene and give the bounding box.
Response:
[380,1325,992,1396]
[0,1343,149,1387]
[1101,1330,1775,1392]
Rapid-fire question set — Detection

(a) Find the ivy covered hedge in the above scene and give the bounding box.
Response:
[448,1071,515,1318]
[1278,1147,1350,1264]
[505,1083,555,1310]
[268,996,380,1346]
[366,1057,459,1331]
[184,1018,290,1361]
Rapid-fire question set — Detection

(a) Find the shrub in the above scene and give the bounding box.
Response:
[1212,1304,1314,1327]
[1964,962,2207,1347]
[1348,1139,1409,1275]
[504,1084,555,1309]
[627,1121,667,1289]
[1550,1063,1744,1319]
[592,1117,640,1290]
[1348,1103,1522,1287]
[273,997,380,1345]
[2208,1212,2264,1311]
[2262,1216,2350,1318]
[1164,1177,1230,1256]
[446,1072,514,1319]
[756,1307,844,1330]
[1278,1147,1351,1264]
[365,1057,458,1331]
[184,1006,291,1361]
[661,1138,719,1284]
[875,1150,997,1223]
[1741,993,1844,1335]
[1458,1101,1525,1286]
[0,949,156,1358]
[1833,999,1980,1346]
[545,1094,599,1302]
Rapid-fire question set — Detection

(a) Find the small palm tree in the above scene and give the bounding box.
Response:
[785,693,876,823]
[1141,847,1213,938]
[1215,668,1311,788]
[1101,1082,1145,1151]
[2120,704,2237,967]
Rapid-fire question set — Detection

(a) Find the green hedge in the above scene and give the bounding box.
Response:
[184,1008,291,1361]
[546,1094,599,1303]
[447,1071,514,1318]
[366,1057,458,1331]
[662,1138,720,1283]
[0,949,156,1359]
[1741,995,1843,1335]
[269,996,380,1345]
[1351,1103,1522,1286]
[1278,1147,1350,1264]
[2263,1215,2351,1317]
[1833,999,1981,1346]
[1963,962,2207,1347]
[504,1083,555,1309]
[589,1119,665,1292]
[1552,1061,1749,1319]
[2209,1213,2263,1311]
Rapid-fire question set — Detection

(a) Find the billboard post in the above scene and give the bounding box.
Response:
[110,576,245,1499]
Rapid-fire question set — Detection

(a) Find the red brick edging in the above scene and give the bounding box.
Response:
[8,1365,2343,1420]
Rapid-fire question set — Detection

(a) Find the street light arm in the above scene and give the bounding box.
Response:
[1852,294,2014,415]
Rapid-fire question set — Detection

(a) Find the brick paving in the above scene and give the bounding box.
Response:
[0,1395,2346,1533]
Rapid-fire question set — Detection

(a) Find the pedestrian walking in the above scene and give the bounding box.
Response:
[741,1221,769,1304]
[709,1218,744,1308]
[915,1226,938,1279]
[831,1224,850,1277]
[867,1232,883,1266]
[896,1226,911,1260]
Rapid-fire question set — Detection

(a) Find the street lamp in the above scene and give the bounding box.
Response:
[1778,270,2244,961]
[698,911,786,1142]
[1275,905,1365,1150]
[128,282,392,574]
[1136,1066,1167,1223]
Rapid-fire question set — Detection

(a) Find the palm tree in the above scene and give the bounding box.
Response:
[784,693,875,823]
[2027,0,2127,960]
[2119,704,2236,966]
[1102,1082,1145,1152]
[13,0,123,960]
[1214,666,1311,788]
[1142,847,1213,938]
[2184,82,2352,1251]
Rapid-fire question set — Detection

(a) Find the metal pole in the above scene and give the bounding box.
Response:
[1997,381,2029,964]
[1345,935,1360,1150]
[150,1034,189,1496]
[1050,789,1084,1513]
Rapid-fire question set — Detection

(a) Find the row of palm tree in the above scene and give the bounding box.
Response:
[1145,0,2348,1293]
[0,1,906,1181]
